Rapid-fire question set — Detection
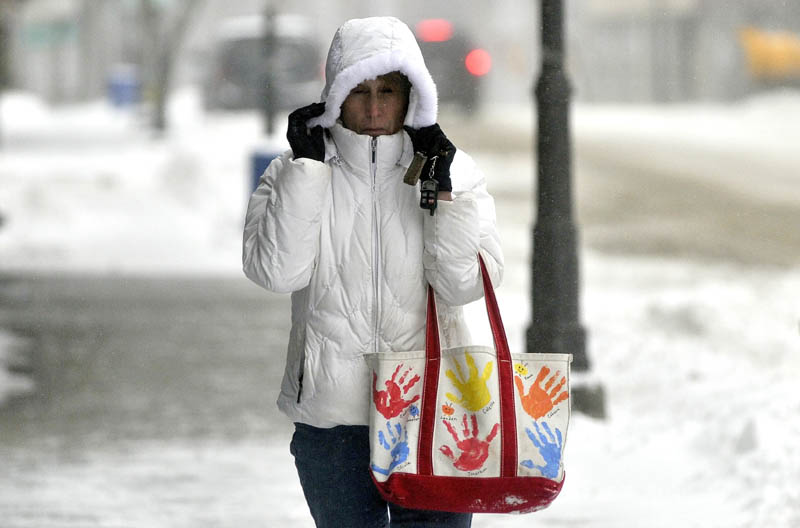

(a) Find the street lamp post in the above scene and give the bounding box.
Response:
[249,5,282,194]
[261,5,277,136]
[529,0,605,418]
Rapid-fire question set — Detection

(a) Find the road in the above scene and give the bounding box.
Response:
[0,275,307,527]
[445,106,800,269]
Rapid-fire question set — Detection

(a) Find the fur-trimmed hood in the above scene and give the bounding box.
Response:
[307,16,438,129]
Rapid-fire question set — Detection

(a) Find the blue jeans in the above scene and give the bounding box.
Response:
[290,423,472,528]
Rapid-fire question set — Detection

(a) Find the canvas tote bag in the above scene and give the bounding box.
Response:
[365,255,572,514]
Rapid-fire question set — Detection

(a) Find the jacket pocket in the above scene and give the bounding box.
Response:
[296,362,304,403]
[281,323,309,404]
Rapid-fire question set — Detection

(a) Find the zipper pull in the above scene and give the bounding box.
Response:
[371,137,377,164]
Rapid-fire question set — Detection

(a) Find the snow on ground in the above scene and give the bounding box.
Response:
[1,87,799,526]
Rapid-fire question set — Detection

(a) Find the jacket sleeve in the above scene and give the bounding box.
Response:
[422,151,504,306]
[242,153,331,293]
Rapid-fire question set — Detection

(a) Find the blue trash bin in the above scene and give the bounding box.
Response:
[251,150,281,193]
[107,64,141,108]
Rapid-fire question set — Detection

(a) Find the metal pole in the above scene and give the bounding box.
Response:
[529,0,605,417]
[261,5,276,136]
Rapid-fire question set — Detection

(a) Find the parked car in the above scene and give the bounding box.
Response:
[413,19,491,111]
[203,14,323,112]
[203,16,487,114]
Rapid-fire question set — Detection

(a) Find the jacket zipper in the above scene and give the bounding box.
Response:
[371,137,381,355]
[297,142,378,403]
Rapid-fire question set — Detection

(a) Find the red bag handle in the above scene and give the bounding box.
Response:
[417,254,518,477]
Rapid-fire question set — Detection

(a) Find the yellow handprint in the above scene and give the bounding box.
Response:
[445,352,494,412]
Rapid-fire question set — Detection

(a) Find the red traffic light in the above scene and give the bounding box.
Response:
[416,19,453,42]
[464,48,491,76]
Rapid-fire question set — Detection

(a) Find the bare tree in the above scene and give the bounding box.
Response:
[0,0,27,148]
[138,0,205,133]
[0,11,4,149]
[0,10,10,93]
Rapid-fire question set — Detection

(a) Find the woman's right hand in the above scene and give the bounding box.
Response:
[287,102,326,161]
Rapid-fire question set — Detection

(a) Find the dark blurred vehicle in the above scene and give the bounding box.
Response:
[203,14,322,112]
[413,19,491,112]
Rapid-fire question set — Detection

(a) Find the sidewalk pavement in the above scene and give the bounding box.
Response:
[0,274,316,527]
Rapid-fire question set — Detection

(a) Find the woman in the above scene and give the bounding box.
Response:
[243,16,503,527]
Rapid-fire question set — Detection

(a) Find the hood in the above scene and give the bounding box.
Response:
[307,16,438,130]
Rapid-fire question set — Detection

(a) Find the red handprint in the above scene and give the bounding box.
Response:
[373,364,421,419]
[439,414,499,472]
[514,366,568,419]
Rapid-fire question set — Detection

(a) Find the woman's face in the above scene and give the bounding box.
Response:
[340,74,409,137]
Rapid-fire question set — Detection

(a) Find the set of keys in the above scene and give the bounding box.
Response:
[403,151,440,216]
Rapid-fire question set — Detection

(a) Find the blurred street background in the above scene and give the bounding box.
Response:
[1,1,800,527]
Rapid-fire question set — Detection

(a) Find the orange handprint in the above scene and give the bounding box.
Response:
[514,366,568,419]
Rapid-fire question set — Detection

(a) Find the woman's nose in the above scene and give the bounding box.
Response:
[368,94,381,116]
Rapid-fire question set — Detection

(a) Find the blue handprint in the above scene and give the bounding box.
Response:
[370,421,410,476]
[520,421,563,479]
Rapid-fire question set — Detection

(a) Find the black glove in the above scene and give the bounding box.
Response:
[287,102,326,161]
[403,123,456,192]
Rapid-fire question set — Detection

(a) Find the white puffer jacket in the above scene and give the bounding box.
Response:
[242,17,504,428]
